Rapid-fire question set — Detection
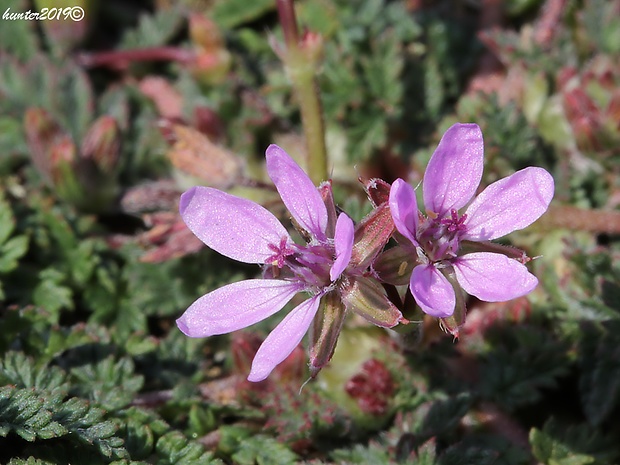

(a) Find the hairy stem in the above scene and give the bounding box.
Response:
[276,0,328,184]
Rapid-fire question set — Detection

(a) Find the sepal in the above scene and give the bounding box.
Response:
[372,245,416,286]
[308,291,347,378]
[360,176,391,207]
[350,203,395,271]
[340,276,404,328]
[439,270,468,338]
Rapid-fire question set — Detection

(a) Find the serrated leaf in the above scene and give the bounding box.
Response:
[418,393,472,441]
[229,434,298,465]
[0,195,16,245]
[155,431,223,465]
[121,8,184,49]
[0,235,29,273]
[0,386,67,442]
[440,434,531,465]
[122,412,156,460]
[70,356,144,411]
[578,321,620,426]
[187,405,216,437]
[33,268,74,316]
[8,457,57,465]
[212,0,275,28]
[479,326,570,409]
[53,397,128,460]
[53,61,94,141]
[0,0,39,61]
[530,427,595,465]
[0,352,68,397]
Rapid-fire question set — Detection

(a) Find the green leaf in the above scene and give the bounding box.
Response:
[530,427,595,465]
[155,430,223,465]
[0,386,67,441]
[70,356,144,411]
[330,443,392,464]
[8,458,57,465]
[440,434,531,465]
[33,268,74,316]
[121,8,184,49]
[53,397,128,460]
[121,408,158,460]
[211,0,275,28]
[0,352,68,397]
[229,434,298,465]
[187,405,216,437]
[578,321,620,426]
[479,326,570,409]
[0,0,39,61]
[417,393,472,442]
[0,235,29,274]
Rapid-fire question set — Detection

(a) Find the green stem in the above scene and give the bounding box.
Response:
[292,67,328,184]
[276,0,328,184]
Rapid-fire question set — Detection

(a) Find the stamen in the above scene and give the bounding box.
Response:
[266,237,296,268]
[440,209,468,232]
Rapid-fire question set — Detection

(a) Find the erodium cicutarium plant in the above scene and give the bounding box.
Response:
[177,123,554,381]
[389,123,554,325]
[176,144,402,382]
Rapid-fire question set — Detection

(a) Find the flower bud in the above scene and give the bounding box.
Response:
[24,107,67,183]
[81,115,120,174]
[188,13,231,85]
[189,13,224,50]
[166,125,242,189]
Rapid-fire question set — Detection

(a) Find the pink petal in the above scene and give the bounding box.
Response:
[248,294,321,382]
[453,252,538,301]
[176,279,303,337]
[423,123,484,216]
[463,167,554,241]
[180,186,291,264]
[330,213,354,281]
[410,264,456,318]
[389,178,419,246]
[266,144,328,241]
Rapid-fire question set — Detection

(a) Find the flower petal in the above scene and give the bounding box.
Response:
[176,279,303,337]
[248,294,321,382]
[453,252,538,301]
[180,186,291,264]
[330,213,354,281]
[410,264,455,318]
[463,167,554,241]
[389,178,419,246]
[423,123,484,216]
[266,144,328,241]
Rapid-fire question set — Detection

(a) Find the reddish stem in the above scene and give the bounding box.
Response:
[76,47,195,69]
[276,0,301,50]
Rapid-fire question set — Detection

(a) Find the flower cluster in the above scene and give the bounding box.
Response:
[176,123,554,381]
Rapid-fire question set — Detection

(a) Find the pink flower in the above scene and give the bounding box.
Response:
[177,145,401,382]
[389,123,554,319]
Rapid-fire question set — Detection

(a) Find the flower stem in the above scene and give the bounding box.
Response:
[276,0,328,184]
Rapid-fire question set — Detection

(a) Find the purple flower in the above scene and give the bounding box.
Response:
[389,123,554,319]
[177,145,401,382]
